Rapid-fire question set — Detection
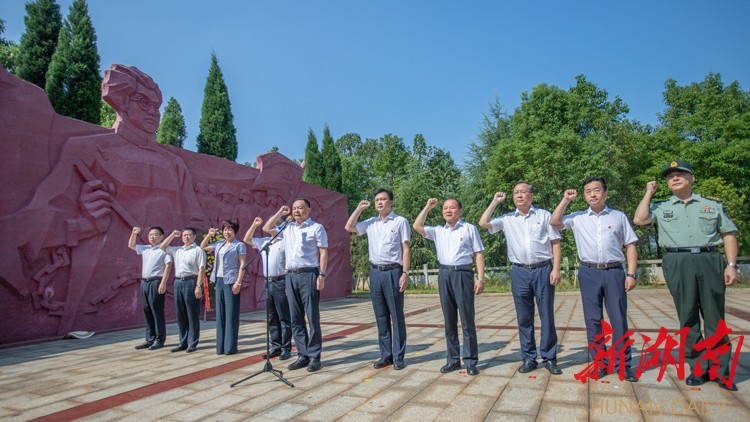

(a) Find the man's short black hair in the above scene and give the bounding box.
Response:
[374,189,393,201]
[445,197,463,209]
[582,177,607,192]
[149,226,165,236]
[293,198,311,208]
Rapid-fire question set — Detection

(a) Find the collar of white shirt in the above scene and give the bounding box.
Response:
[514,206,538,217]
[443,219,465,230]
[586,205,612,216]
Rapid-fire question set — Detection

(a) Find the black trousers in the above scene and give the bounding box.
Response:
[141,278,166,344]
[286,271,322,360]
[578,265,631,370]
[174,276,200,349]
[438,268,478,365]
[266,278,292,353]
[369,267,407,361]
[510,265,557,363]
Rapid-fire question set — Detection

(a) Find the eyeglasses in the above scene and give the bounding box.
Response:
[131,95,159,112]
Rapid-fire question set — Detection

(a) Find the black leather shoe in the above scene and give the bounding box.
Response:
[307,359,321,372]
[715,378,738,391]
[262,349,281,360]
[623,368,638,382]
[186,347,197,353]
[288,357,310,370]
[148,342,164,350]
[279,351,292,360]
[171,346,187,353]
[440,362,461,373]
[686,373,709,386]
[393,360,405,370]
[225,350,237,355]
[518,360,538,374]
[466,364,479,376]
[543,361,562,375]
[373,357,394,369]
[134,342,152,350]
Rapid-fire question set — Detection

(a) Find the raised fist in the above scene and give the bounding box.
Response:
[426,198,438,208]
[132,227,141,234]
[253,217,263,226]
[80,180,113,232]
[646,181,657,195]
[494,192,506,203]
[358,200,371,210]
[564,189,578,201]
[171,230,181,237]
[279,205,290,215]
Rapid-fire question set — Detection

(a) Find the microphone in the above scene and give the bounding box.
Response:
[276,215,294,230]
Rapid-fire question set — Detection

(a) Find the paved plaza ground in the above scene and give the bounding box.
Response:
[1,289,750,421]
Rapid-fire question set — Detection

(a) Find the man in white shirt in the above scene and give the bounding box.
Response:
[243,217,292,361]
[414,198,485,376]
[264,199,328,372]
[160,227,206,353]
[551,177,638,382]
[345,189,410,370]
[128,226,173,350]
[479,182,562,375]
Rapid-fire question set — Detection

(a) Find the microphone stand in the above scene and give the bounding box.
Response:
[232,220,294,388]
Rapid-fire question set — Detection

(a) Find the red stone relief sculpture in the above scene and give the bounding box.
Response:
[0,63,352,345]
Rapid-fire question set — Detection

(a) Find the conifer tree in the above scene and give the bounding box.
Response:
[320,124,343,192]
[15,0,61,88]
[157,97,187,148]
[197,53,238,160]
[303,128,323,185]
[45,0,101,124]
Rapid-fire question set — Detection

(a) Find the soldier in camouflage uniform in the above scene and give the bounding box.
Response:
[634,160,739,391]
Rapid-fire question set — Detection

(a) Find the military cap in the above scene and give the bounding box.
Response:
[661,160,693,177]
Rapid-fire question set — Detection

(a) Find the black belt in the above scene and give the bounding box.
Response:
[512,259,551,269]
[439,264,473,271]
[175,276,197,281]
[579,261,623,269]
[371,263,402,271]
[142,276,162,282]
[287,267,318,274]
[266,274,286,282]
[665,246,719,254]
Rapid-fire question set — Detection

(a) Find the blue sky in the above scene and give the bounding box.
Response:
[2,0,749,166]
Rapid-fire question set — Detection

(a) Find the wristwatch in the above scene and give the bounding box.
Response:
[626,273,638,279]
[728,262,737,268]
[319,272,326,277]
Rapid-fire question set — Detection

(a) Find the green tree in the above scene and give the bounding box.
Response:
[15,0,61,87]
[303,128,323,185]
[475,75,648,263]
[371,133,409,189]
[45,0,101,124]
[157,97,187,148]
[393,135,461,268]
[336,132,377,212]
[320,124,343,192]
[99,100,115,128]
[652,73,750,251]
[196,52,237,160]
[1,20,20,73]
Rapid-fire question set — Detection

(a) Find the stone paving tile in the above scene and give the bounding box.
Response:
[2,290,750,421]
[384,402,445,421]
[483,412,536,422]
[296,394,368,421]
[434,394,496,421]
[536,401,588,422]
[490,385,543,415]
